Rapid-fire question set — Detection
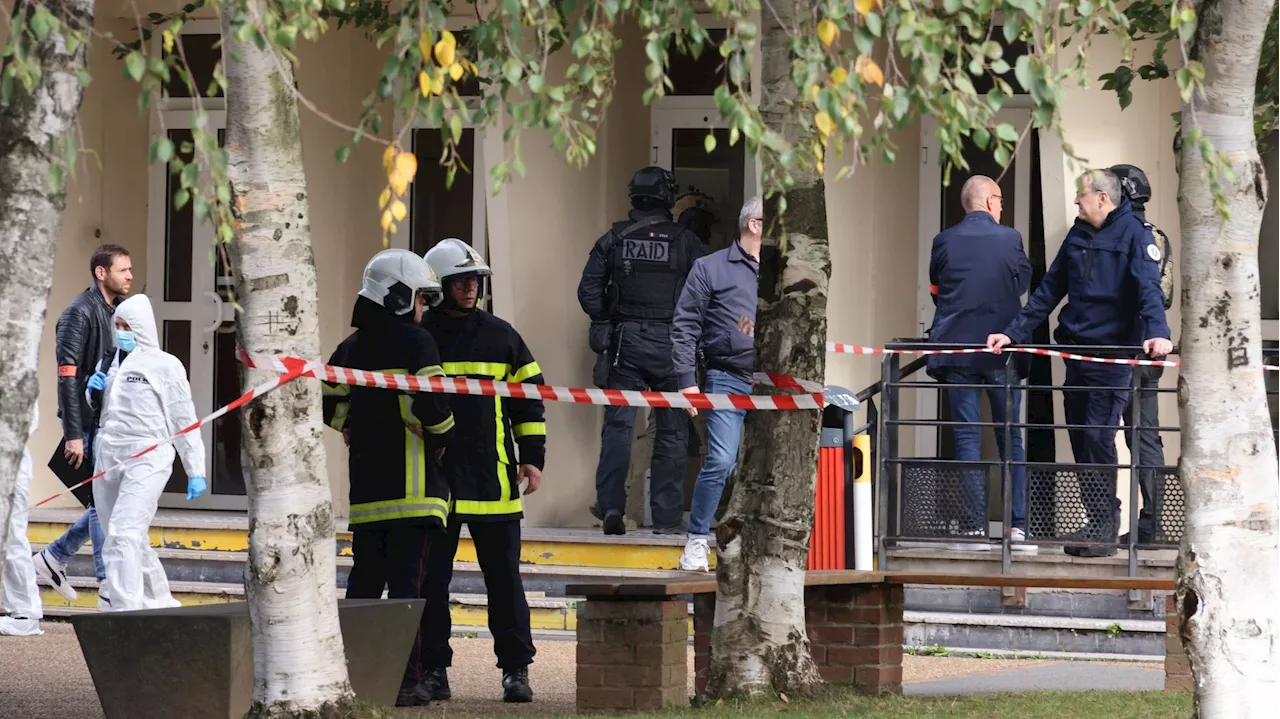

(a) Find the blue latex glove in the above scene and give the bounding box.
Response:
[187,476,207,501]
[87,371,107,392]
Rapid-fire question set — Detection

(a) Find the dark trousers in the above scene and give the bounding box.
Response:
[593,321,688,528]
[422,519,536,670]
[345,525,432,689]
[1062,361,1129,537]
[1120,365,1167,540]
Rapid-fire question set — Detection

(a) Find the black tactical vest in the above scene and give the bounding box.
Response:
[607,215,690,322]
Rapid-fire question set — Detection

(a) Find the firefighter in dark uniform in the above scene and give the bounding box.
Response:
[1110,163,1174,544]
[321,249,456,707]
[988,169,1172,557]
[418,238,545,704]
[576,166,703,536]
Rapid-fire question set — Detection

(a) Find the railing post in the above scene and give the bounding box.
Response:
[1127,361,1143,600]
[876,353,898,570]
[1001,355,1015,575]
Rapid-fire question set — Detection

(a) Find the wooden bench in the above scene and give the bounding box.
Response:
[566,570,1178,712]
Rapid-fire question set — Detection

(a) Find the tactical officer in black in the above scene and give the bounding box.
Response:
[1111,163,1174,544]
[577,166,703,535]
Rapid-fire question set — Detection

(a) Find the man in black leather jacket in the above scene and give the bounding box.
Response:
[34,245,133,607]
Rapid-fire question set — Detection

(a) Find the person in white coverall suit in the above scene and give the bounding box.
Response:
[89,294,206,611]
[0,403,45,636]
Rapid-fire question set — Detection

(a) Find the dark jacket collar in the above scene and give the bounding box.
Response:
[729,240,759,271]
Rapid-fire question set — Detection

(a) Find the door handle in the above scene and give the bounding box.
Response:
[203,291,224,334]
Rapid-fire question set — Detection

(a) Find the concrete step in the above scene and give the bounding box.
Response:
[27,507,712,571]
[904,585,1167,622]
[904,610,1166,657]
[35,542,695,598]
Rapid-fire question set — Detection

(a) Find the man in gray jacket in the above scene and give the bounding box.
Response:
[671,195,763,571]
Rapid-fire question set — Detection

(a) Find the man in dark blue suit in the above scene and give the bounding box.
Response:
[927,175,1033,549]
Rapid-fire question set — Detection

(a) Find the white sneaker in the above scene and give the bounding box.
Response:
[946,530,992,552]
[0,616,42,636]
[97,588,112,611]
[679,537,710,572]
[34,549,78,601]
[1010,527,1039,553]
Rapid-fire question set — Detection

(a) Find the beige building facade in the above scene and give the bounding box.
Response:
[24,4,1279,529]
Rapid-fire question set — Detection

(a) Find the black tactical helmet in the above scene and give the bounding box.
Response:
[628,166,677,209]
[1109,164,1152,207]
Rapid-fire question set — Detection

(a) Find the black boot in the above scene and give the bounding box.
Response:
[419,668,451,701]
[602,509,626,536]
[395,681,431,707]
[502,667,533,703]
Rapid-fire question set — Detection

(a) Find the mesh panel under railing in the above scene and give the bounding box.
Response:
[899,461,988,538]
[1158,469,1185,544]
[1026,464,1123,542]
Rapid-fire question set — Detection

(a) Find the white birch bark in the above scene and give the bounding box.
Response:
[221,8,355,716]
[1176,0,1280,714]
[0,0,94,582]
[706,0,825,698]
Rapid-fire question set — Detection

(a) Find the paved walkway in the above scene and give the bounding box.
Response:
[0,622,1165,718]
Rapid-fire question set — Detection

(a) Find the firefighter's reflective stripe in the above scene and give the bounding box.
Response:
[509,361,542,384]
[512,422,546,438]
[443,361,509,379]
[454,497,523,516]
[425,414,455,434]
[322,381,351,430]
[349,497,451,524]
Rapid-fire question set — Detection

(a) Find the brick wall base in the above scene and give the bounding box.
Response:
[693,583,904,697]
[575,599,689,712]
[1165,594,1193,691]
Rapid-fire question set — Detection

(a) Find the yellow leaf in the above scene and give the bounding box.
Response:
[817,19,839,47]
[449,63,464,81]
[815,111,834,138]
[391,198,407,222]
[418,32,431,62]
[162,30,175,54]
[434,39,456,68]
[440,29,456,50]
[429,70,445,96]
[809,84,820,103]
[380,209,393,231]
[832,67,848,86]
[812,141,824,161]
[856,56,884,87]
[855,0,876,15]
[390,176,409,196]
[382,144,397,172]
[419,70,431,97]
[393,152,418,188]
[388,222,398,235]
[378,188,391,210]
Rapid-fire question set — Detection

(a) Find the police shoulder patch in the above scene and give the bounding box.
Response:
[1146,243,1161,262]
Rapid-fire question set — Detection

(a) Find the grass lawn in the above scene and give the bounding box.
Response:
[371,690,1192,718]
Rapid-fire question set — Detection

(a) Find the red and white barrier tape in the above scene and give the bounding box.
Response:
[33,357,316,508]
[237,350,828,412]
[826,342,1280,371]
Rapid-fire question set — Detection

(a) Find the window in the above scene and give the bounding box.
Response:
[410,127,479,256]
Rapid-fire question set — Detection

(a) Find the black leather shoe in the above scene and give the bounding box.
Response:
[395,682,431,707]
[502,667,533,703]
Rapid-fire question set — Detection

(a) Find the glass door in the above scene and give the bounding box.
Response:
[147,111,246,510]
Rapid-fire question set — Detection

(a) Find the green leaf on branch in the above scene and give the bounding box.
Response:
[996,123,1019,143]
[125,52,146,82]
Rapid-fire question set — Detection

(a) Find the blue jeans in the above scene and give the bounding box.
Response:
[46,507,105,581]
[941,368,1027,532]
[687,370,751,536]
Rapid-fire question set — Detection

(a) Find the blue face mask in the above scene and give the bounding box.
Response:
[115,329,136,352]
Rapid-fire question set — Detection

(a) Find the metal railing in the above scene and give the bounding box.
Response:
[869,339,1280,579]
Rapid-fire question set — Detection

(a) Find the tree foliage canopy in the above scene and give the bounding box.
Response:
[2,0,1275,246]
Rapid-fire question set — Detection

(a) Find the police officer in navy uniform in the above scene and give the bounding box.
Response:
[419,238,545,704]
[988,168,1173,557]
[1110,164,1174,544]
[576,166,703,536]
[926,175,1033,549]
[321,249,456,707]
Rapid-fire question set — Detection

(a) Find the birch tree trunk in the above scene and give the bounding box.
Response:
[705,0,826,698]
[221,9,355,717]
[1176,0,1280,714]
[0,0,94,580]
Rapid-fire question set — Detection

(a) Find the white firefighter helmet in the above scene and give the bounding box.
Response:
[424,238,492,281]
[358,248,442,315]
